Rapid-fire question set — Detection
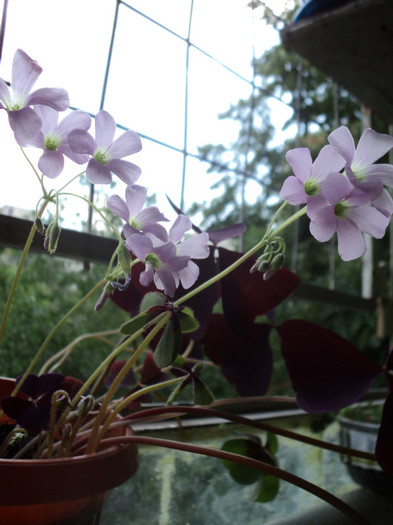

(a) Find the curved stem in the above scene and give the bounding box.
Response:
[80,434,372,525]
[126,405,376,462]
[174,205,307,306]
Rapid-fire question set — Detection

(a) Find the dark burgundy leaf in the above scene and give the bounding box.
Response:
[16,373,64,399]
[218,247,300,334]
[104,360,136,389]
[279,319,383,413]
[140,352,168,385]
[201,314,272,396]
[376,392,393,473]
[110,261,157,315]
[207,223,247,245]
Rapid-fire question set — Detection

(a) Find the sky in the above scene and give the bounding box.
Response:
[0,0,295,230]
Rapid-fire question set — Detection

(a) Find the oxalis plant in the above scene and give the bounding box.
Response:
[1,49,393,525]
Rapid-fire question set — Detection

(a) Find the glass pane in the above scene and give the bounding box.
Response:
[104,4,187,150]
[191,0,266,80]
[122,0,192,38]
[187,48,252,154]
[136,139,185,221]
[1,0,116,115]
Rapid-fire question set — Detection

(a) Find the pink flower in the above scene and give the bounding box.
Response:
[280,145,345,212]
[126,233,190,297]
[68,110,142,185]
[0,49,69,144]
[106,184,168,241]
[328,126,393,199]
[167,215,210,289]
[309,172,389,261]
[25,106,91,178]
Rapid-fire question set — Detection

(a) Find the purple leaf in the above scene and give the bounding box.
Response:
[201,314,272,396]
[218,248,301,333]
[279,320,383,413]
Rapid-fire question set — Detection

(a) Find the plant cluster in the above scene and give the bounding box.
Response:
[1,49,393,522]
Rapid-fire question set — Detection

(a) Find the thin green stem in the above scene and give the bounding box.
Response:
[174,205,307,306]
[0,199,50,345]
[12,278,107,397]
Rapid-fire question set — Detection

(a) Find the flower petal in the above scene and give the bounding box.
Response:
[106,194,130,222]
[280,176,307,205]
[361,164,393,188]
[354,128,393,166]
[349,206,389,239]
[38,150,64,178]
[28,87,69,111]
[68,129,95,155]
[8,106,42,143]
[336,219,366,261]
[285,148,312,182]
[108,129,142,159]
[12,49,42,99]
[373,189,393,218]
[321,172,351,204]
[328,125,355,164]
[86,158,112,184]
[126,233,153,260]
[95,110,116,149]
[125,184,147,216]
[309,207,337,242]
[177,232,209,259]
[107,158,141,185]
[178,261,200,289]
[33,105,59,134]
[312,145,345,181]
[0,78,12,107]
[57,110,91,139]
[169,215,192,244]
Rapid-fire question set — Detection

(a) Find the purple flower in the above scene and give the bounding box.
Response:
[328,126,393,198]
[68,110,142,185]
[167,215,210,289]
[106,184,168,241]
[280,145,345,212]
[309,172,389,261]
[24,106,91,178]
[0,49,69,144]
[126,233,190,297]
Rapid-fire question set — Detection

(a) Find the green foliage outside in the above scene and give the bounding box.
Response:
[0,247,129,379]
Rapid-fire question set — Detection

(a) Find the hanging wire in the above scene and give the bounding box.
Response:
[179,0,194,212]
[290,56,304,272]
[0,0,9,63]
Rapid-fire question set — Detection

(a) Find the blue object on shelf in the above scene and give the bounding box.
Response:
[294,0,353,21]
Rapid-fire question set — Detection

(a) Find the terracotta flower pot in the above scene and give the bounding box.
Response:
[0,377,139,525]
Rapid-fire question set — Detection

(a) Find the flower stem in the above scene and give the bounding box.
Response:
[0,198,50,346]
[174,204,307,306]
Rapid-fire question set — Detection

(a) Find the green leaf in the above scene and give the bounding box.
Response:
[193,378,214,405]
[220,438,263,485]
[253,474,280,502]
[154,318,182,368]
[177,308,200,333]
[266,432,279,455]
[140,292,166,313]
[120,311,157,335]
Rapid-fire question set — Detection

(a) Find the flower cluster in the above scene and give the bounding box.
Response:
[280,127,393,260]
[0,49,209,297]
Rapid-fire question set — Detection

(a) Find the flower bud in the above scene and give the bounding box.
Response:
[118,244,132,274]
[34,217,46,235]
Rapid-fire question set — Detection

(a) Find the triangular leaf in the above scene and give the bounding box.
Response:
[154,318,182,368]
[253,473,280,503]
[193,377,214,405]
[120,311,158,335]
[178,308,200,334]
[279,319,383,413]
[140,292,167,312]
